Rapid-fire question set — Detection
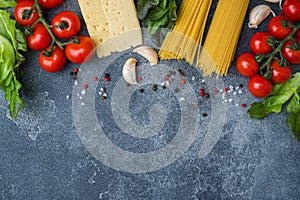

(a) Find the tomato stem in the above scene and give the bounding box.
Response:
[33,0,64,50]
[257,24,300,79]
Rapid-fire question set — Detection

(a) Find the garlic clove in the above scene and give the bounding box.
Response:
[265,0,282,8]
[133,45,158,65]
[248,5,275,29]
[122,58,138,85]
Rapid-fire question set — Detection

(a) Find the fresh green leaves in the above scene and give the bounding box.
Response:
[248,72,300,140]
[0,10,27,118]
[135,0,178,35]
[0,0,16,8]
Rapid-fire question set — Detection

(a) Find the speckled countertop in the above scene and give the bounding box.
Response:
[1,0,300,199]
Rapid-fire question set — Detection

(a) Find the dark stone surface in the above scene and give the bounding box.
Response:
[1,0,300,199]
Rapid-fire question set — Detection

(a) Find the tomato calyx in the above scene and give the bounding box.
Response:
[53,20,69,30]
[286,40,300,51]
[22,7,36,20]
[255,24,300,79]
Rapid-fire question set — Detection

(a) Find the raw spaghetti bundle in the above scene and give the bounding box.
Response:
[158,0,212,65]
[197,0,250,76]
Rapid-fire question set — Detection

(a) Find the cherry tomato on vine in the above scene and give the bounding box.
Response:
[26,23,52,50]
[269,60,292,84]
[250,32,274,55]
[282,0,300,22]
[14,0,39,26]
[236,53,259,77]
[248,74,273,98]
[268,15,294,40]
[282,40,300,64]
[51,11,81,39]
[295,29,300,42]
[38,0,63,9]
[65,36,95,64]
[39,45,66,72]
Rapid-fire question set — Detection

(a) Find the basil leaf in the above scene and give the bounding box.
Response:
[287,111,300,141]
[0,10,26,118]
[287,92,300,114]
[248,102,269,119]
[0,0,16,8]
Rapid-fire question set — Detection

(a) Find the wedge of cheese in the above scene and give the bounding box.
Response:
[78,0,143,57]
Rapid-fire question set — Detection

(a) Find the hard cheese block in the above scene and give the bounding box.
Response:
[78,0,143,57]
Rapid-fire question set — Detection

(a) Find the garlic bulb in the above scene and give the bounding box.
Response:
[248,5,275,28]
[122,58,138,85]
[133,46,158,65]
[265,0,282,8]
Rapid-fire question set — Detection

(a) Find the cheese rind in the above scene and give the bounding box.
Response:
[78,0,143,57]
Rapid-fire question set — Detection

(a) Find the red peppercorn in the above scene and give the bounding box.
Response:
[83,84,88,89]
[180,79,186,85]
[104,77,111,82]
[214,90,219,94]
[200,89,205,96]
[74,67,79,73]
[93,76,98,81]
[242,103,246,108]
[224,88,229,92]
[137,76,143,81]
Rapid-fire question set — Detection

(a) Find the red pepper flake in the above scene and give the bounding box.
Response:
[200,89,205,96]
[241,103,247,108]
[83,84,88,90]
[180,79,186,85]
[93,76,98,81]
[74,67,79,73]
[104,73,111,81]
[137,76,143,81]
[224,88,229,92]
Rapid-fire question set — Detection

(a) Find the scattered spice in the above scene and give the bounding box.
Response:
[200,89,205,96]
[162,86,167,89]
[224,88,229,92]
[104,73,111,82]
[214,90,219,94]
[101,96,107,100]
[180,79,186,85]
[83,84,88,90]
[204,93,210,98]
[74,67,79,73]
[174,87,179,93]
[152,84,157,91]
[177,69,185,76]
[239,83,244,88]
[242,103,247,108]
[139,88,144,93]
[93,76,98,81]
[202,113,208,117]
[137,76,143,81]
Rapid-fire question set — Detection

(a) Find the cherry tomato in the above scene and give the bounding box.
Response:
[14,0,39,26]
[282,0,300,22]
[26,23,52,50]
[39,45,66,72]
[250,32,274,55]
[282,40,300,64]
[295,29,300,42]
[268,15,294,40]
[236,53,260,77]
[65,36,95,64]
[248,74,273,98]
[51,11,81,39]
[38,0,63,9]
[269,60,292,84]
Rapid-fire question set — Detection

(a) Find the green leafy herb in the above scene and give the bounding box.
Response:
[0,10,27,118]
[248,72,300,140]
[0,0,16,8]
[135,0,178,35]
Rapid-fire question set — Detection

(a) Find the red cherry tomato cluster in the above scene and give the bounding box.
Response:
[14,0,95,72]
[237,1,300,98]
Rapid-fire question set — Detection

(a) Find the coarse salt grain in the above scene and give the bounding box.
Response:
[74,80,78,86]
[238,90,243,94]
[81,102,85,106]
[81,90,86,95]
[66,95,70,99]
[192,76,196,80]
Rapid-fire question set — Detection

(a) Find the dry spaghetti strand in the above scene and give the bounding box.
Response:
[197,0,250,76]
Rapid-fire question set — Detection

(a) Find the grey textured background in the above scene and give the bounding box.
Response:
[1,0,300,199]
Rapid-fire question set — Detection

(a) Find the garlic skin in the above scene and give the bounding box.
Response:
[122,58,138,85]
[248,5,275,29]
[265,0,282,8]
[133,46,158,66]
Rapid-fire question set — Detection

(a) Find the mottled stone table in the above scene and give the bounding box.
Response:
[1,0,300,199]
